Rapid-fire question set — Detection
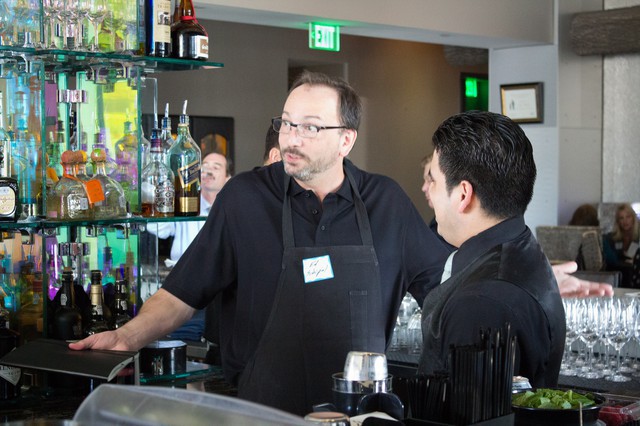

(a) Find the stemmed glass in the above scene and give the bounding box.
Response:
[0,0,16,46]
[75,0,92,51]
[86,0,108,52]
[605,297,632,382]
[560,298,579,376]
[577,298,605,379]
[42,0,62,49]
[407,308,422,355]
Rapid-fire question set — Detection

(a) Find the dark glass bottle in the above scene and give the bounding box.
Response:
[170,0,209,60]
[145,0,172,57]
[84,270,111,336]
[0,305,20,400]
[53,269,83,341]
[112,279,131,329]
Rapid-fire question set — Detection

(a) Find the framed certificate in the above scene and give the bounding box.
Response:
[500,83,543,123]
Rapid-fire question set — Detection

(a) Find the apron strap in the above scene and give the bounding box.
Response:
[281,165,374,249]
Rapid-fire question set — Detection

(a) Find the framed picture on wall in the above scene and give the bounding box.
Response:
[500,82,543,123]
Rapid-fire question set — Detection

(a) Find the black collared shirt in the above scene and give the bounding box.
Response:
[163,159,450,382]
[418,216,566,387]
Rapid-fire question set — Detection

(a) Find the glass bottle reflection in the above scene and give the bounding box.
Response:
[46,150,91,221]
[89,148,126,219]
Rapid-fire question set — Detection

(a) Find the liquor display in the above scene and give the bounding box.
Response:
[167,101,201,216]
[141,129,175,217]
[53,269,83,341]
[145,0,172,57]
[171,0,209,60]
[0,0,220,388]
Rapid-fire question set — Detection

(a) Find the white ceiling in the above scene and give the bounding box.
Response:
[193,3,553,50]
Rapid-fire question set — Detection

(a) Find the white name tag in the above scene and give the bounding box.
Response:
[303,255,335,284]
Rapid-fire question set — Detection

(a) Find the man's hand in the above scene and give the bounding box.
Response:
[552,261,614,298]
[68,330,133,352]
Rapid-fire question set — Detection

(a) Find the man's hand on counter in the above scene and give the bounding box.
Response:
[68,289,197,352]
[68,330,133,352]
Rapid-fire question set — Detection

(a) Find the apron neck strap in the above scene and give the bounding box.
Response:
[282,166,374,249]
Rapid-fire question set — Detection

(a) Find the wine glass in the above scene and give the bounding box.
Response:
[42,0,62,49]
[0,0,16,46]
[577,298,604,379]
[560,298,579,376]
[407,308,422,355]
[605,297,631,382]
[86,0,108,52]
[75,0,92,51]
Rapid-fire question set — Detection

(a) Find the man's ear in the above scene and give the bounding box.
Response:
[457,180,475,213]
[339,129,358,158]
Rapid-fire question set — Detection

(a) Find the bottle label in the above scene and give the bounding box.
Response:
[68,195,90,212]
[194,35,209,59]
[178,196,199,213]
[60,294,68,306]
[154,0,172,44]
[155,180,175,213]
[0,365,21,386]
[0,186,17,216]
[177,159,200,188]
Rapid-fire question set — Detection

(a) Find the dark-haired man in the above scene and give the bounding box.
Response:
[418,111,566,387]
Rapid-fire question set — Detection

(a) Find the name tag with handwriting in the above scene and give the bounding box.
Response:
[302,255,335,284]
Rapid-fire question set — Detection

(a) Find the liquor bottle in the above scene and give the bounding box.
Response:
[89,148,127,219]
[100,245,116,309]
[114,120,139,211]
[167,101,200,216]
[75,150,91,181]
[0,104,13,179]
[160,103,174,163]
[85,270,111,336]
[172,0,182,24]
[53,269,83,341]
[88,128,117,176]
[141,129,175,217]
[46,150,91,221]
[0,104,19,223]
[50,121,65,179]
[0,304,20,400]
[145,0,172,57]
[112,277,131,329]
[16,258,42,343]
[141,127,151,169]
[170,0,209,60]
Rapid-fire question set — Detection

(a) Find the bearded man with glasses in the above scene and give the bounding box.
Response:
[70,70,450,416]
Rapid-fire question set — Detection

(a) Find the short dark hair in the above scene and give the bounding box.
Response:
[432,111,536,219]
[289,70,362,131]
[263,125,279,162]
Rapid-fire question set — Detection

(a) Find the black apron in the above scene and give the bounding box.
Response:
[237,167,386,415]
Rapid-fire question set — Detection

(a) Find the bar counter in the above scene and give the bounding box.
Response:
[0,355,237,423]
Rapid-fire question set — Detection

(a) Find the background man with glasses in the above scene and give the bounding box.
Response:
[71,71,450,415]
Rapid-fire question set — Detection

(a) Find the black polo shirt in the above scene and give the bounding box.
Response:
[163,159,450,383]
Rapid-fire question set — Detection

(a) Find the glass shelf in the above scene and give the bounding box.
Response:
[0,215,207,230]
[139,361,222,385]
[0,45,223,72]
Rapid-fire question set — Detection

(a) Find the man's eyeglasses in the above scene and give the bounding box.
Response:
[271,117,347,139]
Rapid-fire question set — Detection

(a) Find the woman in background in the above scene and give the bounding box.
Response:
[603,203,640,287]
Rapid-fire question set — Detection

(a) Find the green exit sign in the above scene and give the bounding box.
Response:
[309,23,340,52]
